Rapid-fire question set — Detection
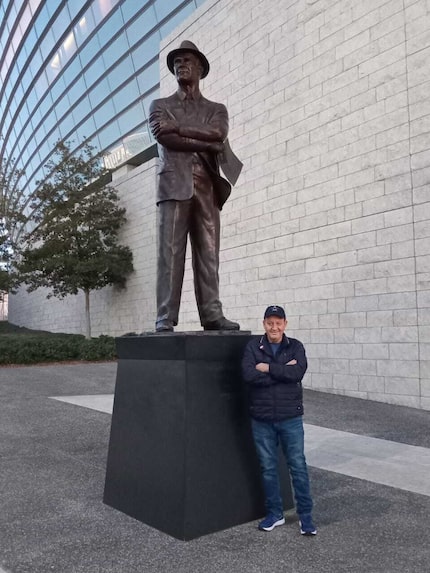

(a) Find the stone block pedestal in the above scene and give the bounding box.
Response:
[103,332,293,540]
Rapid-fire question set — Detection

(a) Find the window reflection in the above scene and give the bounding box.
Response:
[103,123,153,170]
[92,0,120,21]
[74,12,96,46]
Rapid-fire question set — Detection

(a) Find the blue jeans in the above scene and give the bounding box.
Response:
[251,416,313,518]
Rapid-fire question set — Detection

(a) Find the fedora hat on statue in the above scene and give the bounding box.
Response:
[166,40,210,78]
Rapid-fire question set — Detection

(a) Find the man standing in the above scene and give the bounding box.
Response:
[149,40,241,333]
[241,305,317,535]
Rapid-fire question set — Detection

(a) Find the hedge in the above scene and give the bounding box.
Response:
[0,333,116,365]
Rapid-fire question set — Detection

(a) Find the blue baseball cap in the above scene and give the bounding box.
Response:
[264,305,286,319]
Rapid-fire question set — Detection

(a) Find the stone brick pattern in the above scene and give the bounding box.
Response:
[9,0,430,409]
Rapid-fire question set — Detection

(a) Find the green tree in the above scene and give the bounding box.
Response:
[18,140,134,338]
[0,153,27,298]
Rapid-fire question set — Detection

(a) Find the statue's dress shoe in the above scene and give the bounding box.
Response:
[203,317,240,331]
[155,321,174,332]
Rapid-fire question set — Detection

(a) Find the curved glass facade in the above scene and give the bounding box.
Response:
[0,0,204,212]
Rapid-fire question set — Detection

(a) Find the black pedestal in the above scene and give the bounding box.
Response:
[103,332,293,540]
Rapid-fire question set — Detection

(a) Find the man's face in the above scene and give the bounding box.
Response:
[263,316,287,343]
[173,52,202,84]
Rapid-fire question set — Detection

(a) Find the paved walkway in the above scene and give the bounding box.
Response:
[1,362,430,573]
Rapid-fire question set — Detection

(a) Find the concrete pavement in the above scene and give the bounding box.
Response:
[1,362,429,573]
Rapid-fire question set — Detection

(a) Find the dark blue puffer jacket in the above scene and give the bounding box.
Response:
[241,333,307,422]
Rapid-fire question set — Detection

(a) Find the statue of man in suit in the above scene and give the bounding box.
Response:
[149,41,241,332]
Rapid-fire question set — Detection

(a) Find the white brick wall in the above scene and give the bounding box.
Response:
[9,0,430,410]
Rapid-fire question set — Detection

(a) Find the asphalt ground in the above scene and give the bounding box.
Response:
[0,362,429,573]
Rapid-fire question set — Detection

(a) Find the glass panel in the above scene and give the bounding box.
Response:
[135,60,158,94]
[141,88,159,118]
[7,99,17,123]
[54,90,69,118]
[154,0,184,21]
[8,64,19,91]
[75,115,97,143]
[71,95,92,126]
[30,105,42,129]
[28,0,42,17]
[129,32,160,70]
[97,6,123,46]
[31,46,43,75]
[8,2,18,22]
[43,110,57,132]
[78,33,101,68]
[62,55,82,83]
[97,119,121,150]
[67,0,87,21]
[23,26,38,56]
[125,5,157,49]
[106,55,134,92]
[93,99,116,129]
[117,101,144,135]
[34,71,48,100]
[57,112,75,140]
[88,77,110,108]
[48,28,78,80]
[111,78,139,110]
[50,7,69,44]
[101,35,129,70]
[67,77,87,109]
[123,123,152,155]
[11,28,22,53]
[50,73,67,104]
[38,92,54,122]
[92,0,119,24]
[39,27,55,61]
[45,0,62,20]
[160,2,195,37]
[34,4,51,36]
[15,48,27,74]
[84,55,106,87]
[74,8,96,47]
[120,0,142,21]
[14,82,24,105]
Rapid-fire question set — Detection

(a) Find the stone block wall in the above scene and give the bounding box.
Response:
[161,0,430,409]
[9,0,430,409]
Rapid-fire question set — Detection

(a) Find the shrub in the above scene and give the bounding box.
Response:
[0,333,116,365]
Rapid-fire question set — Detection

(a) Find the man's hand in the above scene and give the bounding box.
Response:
[209,141,224,153]
[256,362,269,373]
[286,359,297,365]
[151,118,179,137]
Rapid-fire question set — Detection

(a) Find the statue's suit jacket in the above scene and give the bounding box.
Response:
[149,92,232,209]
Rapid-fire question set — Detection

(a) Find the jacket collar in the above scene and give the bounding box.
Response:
[177,88,202,102]
[258,333,289,353]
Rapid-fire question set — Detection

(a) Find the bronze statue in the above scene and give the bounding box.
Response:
[149,41,242,332]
